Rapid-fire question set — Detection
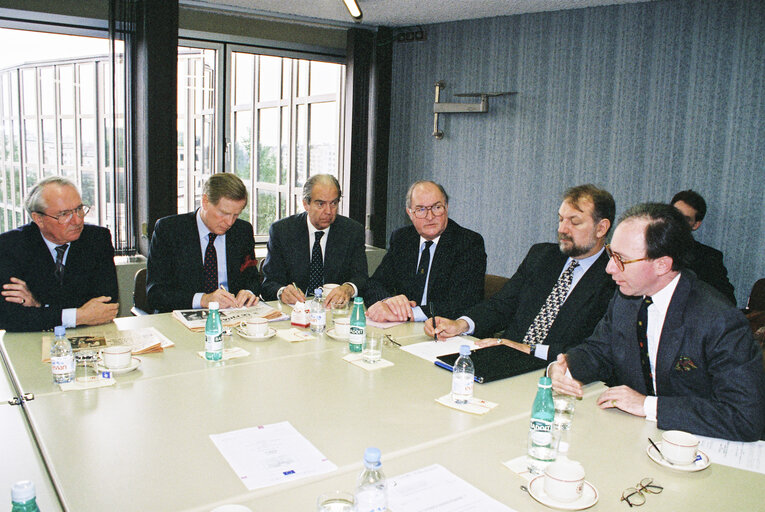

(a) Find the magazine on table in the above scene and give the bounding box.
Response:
[173,302,288,331]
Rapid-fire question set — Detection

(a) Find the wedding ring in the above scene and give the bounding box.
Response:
[611,399,617,407]
[21,298,25,304]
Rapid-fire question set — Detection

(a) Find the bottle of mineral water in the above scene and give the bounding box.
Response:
[310,288,327,334]
[527,376,557,474]
[11,480,40,512]
[348,296,365,353]
[205,301,223,361]
[50,325,74,384]
[355,447,387,512]
[451,344,474,404]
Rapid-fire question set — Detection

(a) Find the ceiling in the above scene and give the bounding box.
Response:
[183,0,655,28]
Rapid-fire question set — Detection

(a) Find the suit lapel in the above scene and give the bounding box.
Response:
[548,251,607,331]
[324,221,341,281]
[186,211,205,288]
[655,273,691,394]
[294,213,311,286]
[225,222,240,289]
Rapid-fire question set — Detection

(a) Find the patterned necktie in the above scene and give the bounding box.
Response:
[54,244,68,284]
[415,240,433,304]
[307,231,325,295]
[203,233,218,293]
[522,260,580,345]
[637,296,655,396]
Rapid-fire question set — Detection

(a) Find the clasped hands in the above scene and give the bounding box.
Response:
[367,295,418,322]
[201,287,259,309]
[280,283,353,308]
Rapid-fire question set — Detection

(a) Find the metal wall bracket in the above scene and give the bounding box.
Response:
[432,81,516,139]
[7,393,34,406]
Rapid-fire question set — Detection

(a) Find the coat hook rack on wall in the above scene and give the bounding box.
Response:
[432,81,516,139]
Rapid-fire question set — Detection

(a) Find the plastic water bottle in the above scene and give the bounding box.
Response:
[205,301,223,361]
[527,376,557,474]
[50,325,74,384]
[451,344,474,404]
[355,447,387,512]
[310,288,327,333]
[11,480,40,512]
[349,296,365,353]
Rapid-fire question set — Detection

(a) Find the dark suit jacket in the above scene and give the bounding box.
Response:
[687,240,736,305]
[567,271,765,442]
[466,244,615,368]
[363,220,487,320]
[261,212,368,301]
[0,223,118,332]
[146,211,260,313]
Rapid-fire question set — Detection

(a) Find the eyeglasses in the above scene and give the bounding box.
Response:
[409,203,446,218]
[605,244,649,272]
[36,204,90,224]
[621,477,663,507]
[383,334,401,348]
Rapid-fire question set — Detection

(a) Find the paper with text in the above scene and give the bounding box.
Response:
[401,337,479,362]
[697,435,764,474]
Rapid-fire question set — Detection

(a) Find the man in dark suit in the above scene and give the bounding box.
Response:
[261,174,367,307]
[365,180,486,322]
[428,185,616,370]
[671,189,735,305]
[551,203,764,442]
[147,173,260,313]
[0,177,119,332]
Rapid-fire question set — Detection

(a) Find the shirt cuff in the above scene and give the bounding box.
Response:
[192,293,203,309]
[62,308,77,328]
[644,396,658,422]
[458,316,475,335]
[534,344,549,360]
[412,306,426,322]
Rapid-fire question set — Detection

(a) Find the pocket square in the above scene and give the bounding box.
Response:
[240,253,259,272]
[673,356,698,372]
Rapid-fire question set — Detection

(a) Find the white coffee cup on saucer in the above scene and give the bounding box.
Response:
[101,345,133,369]
[334,317,350,337]
[661,430,699,465]
[543,459,585,503]
[322,283,340,296]
[241,317,268,337]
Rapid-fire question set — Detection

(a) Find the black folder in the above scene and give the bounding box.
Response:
[435,344,546,383]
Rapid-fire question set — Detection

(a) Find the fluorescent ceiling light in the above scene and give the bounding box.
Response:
[342,0,363,20]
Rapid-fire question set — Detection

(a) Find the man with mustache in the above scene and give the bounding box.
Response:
[428,184,616,372]
[0,176,119,332]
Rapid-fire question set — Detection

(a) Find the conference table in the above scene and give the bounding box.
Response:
[1,304,760,511]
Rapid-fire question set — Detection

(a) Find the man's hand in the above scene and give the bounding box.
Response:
[367,295,416,322]
[279,284,306,305]
[76,296,119,326]
[201,288,239,309]
[475,337,531,354]
[2,277,41,307]
[424,317,468,340]
[596,385,646,417]
[325,283,353,308]
[550,354,584,398]
[235,289,259,308]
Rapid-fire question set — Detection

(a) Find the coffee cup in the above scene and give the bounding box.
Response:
[334,317,350,337]
[241,317,268,337]
[543,460,585,503]
[322,283,340,297]
[101,345,133,369]
[661,430,699,465]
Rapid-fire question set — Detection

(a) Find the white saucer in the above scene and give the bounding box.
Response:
[527,475,599,510]
[325,328,349,341]
[96,357,141,375]
[646,442,710,471]
[235,326,277,341]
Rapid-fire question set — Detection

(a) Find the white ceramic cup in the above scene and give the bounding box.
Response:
[543,460,585,503]
[334,317,350,337]
[661,430,699,465]
[101,345,133,369]
[322,283,340,297]
[241,317,268,337]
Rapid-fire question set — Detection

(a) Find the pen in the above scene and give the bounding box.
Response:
[291,282,303,296]
[429,303,437,342]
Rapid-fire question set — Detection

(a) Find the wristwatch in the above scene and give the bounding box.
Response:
[528,343,537,356]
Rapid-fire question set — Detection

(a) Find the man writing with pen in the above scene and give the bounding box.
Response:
[146,173,260,313]
[364,180,486,323]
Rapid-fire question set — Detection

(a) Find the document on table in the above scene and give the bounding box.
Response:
[401,337,479,362]
[387,464,516,512]
[210,421,337,490]
[697,435,765,474]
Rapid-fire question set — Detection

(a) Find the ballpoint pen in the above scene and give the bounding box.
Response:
[429,302,437,342]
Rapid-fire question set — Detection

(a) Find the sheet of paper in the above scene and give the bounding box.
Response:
[196,347,250,360]
[113,326,175,352]
[210,421,337,490]
[435,394,498,415]
[387,464,516,512]
[277,328,316,342]
[366,318,407,329]
[401,337,479,362]
[696,435,765,474]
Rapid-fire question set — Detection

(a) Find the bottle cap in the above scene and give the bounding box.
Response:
[11,480,35,503]
[363,447,381,468]
[354,296,363,303]
[54,325,66,337]
[459,344,471,356]
[314,288,322,298]
[538,376,552,388]
[209,301,219,310]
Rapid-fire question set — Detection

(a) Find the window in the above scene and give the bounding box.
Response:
[178,41,345,241]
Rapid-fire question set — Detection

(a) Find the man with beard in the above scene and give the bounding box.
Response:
[427,184,616,370]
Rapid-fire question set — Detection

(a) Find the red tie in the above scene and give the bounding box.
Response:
[203,233,218,293]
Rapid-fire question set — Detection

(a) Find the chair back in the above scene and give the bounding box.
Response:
[131,267,149,316]
[484,274,510,301]
[747,278,765,312]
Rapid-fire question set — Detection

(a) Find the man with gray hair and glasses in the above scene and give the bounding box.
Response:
[0,176,119,332]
